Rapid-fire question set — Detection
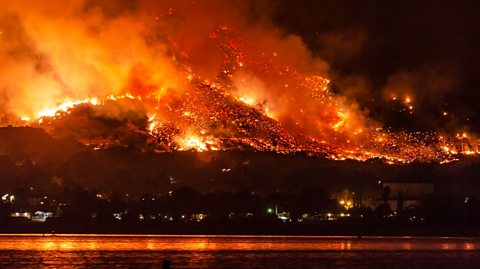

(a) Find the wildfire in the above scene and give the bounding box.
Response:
[23,75,479,164]
[1,1,479,165]
[176,135,218,152]
[22,94,143,123]
[35,98,100,119]
[238,97,255,106]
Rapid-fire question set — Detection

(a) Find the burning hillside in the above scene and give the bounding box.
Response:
[0,0,478,164]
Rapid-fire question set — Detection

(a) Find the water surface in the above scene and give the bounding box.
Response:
[0,234,479,268]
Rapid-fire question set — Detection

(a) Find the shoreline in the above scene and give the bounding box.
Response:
[0,233,479,239]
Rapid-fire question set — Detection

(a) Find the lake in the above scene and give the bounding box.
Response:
[0,234,479,268]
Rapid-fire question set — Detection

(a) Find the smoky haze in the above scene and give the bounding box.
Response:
[0,0,369,147]
[273,0,480,132]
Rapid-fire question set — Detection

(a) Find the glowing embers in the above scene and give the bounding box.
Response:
[20,80,480,163]
[388,94,415,114]
[20,79,480,164]
[14,24,480,164]
[438,133,480,156]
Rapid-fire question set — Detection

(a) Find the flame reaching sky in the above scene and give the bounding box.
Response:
[0,0,478,164]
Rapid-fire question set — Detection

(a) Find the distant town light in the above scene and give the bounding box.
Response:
[2,194,15,203]
[339,199,353,210]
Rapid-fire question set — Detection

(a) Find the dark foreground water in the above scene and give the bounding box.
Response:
[0,235,479,268]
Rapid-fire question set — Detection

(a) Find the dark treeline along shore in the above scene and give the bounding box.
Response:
[1,127,480,235]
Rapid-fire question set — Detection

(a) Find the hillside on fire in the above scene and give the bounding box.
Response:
[0,0,479,166]
[1,126,480,198]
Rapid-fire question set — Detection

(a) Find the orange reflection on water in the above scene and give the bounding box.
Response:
[465,243,474,250]
[0,234,479,252]
[325,242,353,251]
[38,238,100,251]
[401,242,412,250]
[441,243,454,250]
[41,241,56,251]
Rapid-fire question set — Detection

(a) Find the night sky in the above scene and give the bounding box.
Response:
[273,0,480,132]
